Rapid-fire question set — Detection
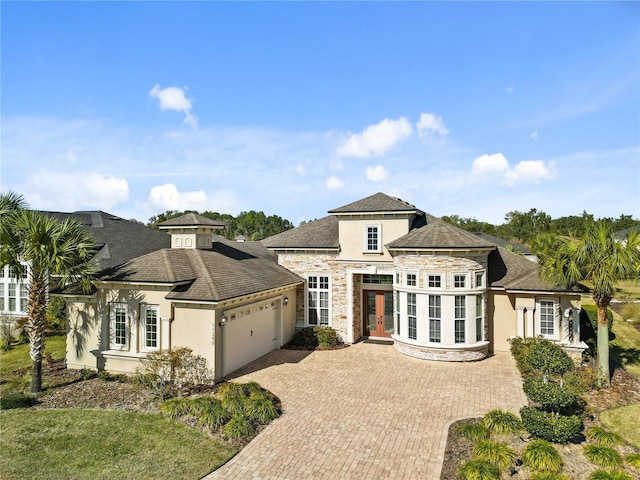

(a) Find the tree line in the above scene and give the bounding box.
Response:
[441,209,638,245]
[147,210,294,241]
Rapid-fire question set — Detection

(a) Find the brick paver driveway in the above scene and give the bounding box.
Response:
[205,342,526,480]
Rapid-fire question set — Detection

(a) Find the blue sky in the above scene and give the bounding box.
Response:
[2,2,639,226]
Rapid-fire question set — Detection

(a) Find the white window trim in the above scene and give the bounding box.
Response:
[454,295,466,344]
[426,273,443,290]
[475,294,484,342]
[428,294,442,343]
[110,303,129,351]
[453,273,468,289]
[1,263,30,315]
[405,271,418,288]
[306,274,331,327]
[363,224,382,253]
[537,298,558,339]
[475,271,485,289]
[141,304,160,352]
[407,292,417,340]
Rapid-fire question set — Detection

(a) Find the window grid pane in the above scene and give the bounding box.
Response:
[407,274,416,287]
[308,276,330,327]
[367,227,379,251]
[407,293,417,340]
[145,308,158,348]
[428,275,441,288]
[114,308,127,346]
[454,296,466,343]
[429,295,441,343]
[540,301,554,335]
[476,295,484,341]
[454,275,466,288]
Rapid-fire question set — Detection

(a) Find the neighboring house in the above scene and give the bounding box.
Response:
[472,232,536,261]
[263,193,587,361]
[61,213,303,380]
[0,211,170,321]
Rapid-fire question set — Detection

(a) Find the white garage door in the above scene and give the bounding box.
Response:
[224,301,279,376]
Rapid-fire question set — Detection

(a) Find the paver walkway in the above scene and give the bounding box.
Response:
[205,342,526,480]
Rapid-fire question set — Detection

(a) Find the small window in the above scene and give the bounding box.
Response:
[476,294,484,342]
[363,274,393,285]
[429,295,441,343]
[142,305,159,351]
[539,300,555,336]
[407,293,417,340]
[176,238,182,247]
[475,272,484,288]
[406,273,417,287]
[111,304,128,350]
[308,275,330,326]
[454,275,466,288]
[455,296,466,343]
[365,225,381,252]
[428,275,441,288]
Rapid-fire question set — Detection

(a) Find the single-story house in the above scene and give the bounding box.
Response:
[60,194,587,381]
[61,213,303,380]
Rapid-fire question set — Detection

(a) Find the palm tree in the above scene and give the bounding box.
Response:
[538,220,640,387]
[0,193,95,393]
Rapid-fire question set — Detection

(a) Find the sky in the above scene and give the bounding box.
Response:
[1,2,639,226]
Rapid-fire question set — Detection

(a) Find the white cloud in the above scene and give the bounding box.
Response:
[336,117,413,158]
[416,113,449,137]
[20,170,128,211]
[504,160,556,186]
[149,84,198,129]
[296,163,306,175]
[530,131,539,139]
[471,153,510,175]
[471,153,556,186]
[366,165,389,182]
[145,183,208,211]
[326,176,344,190]
[329,158,345,171]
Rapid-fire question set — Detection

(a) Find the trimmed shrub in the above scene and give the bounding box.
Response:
[509,336,541,379]
[472,440,517,471]
[0,392,35,410]
[589,470,632,480]
[313,326,339,347]
[526,338,575,378]
[188,396,221,416]
[242,381,263,396]
[288,327,319,349]
[587,426,623,446]
[160,398,191,418]
[523,379,582,414]
[564,365,598,395]
[459,459,500,480]
[224,413,255,439]
[583,444,623,468]
[482,409,522,435]
[521,439,562,473]
[520,406,582,444]
[456,422,490,442]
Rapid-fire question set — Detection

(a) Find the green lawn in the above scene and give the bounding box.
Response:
[610,314,640,378]
[600,403,640,449]
[0,409,237,480]
[0,334,66,376]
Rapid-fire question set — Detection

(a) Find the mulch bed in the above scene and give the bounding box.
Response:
[440,365,640,480]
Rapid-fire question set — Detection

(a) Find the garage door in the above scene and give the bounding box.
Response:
[224,301,279,376]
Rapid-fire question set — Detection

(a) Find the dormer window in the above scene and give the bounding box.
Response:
[364,224,381,253]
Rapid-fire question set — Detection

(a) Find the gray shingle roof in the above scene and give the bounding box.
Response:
[473,232,531,255]
[42,211,170,271]
[262,215,339,250]
[387,215,497,250]
[100,239,303,302]
[328,192,422,214]
[158,213,226,228]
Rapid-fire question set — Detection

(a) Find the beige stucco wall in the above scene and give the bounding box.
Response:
[488,291,516,353]
[337,217,411,262]
[172,303,216,366]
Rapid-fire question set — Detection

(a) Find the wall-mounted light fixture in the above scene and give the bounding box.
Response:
[219,315,227,327]
[283,297,289,306]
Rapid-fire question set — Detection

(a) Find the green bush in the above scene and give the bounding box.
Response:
[223,413,255,439]
[587,426,623,446]
[159,398,192,418]
[458,459,500,480]
[482,409,522,435]
[188,396,221,416]
[583,444,623,468]
[530,473,570,480]
[313,326,339,347]
[526,338,575,378]
[0,392,35,410]
[472,440,517,471]
[520,406,582,444]
[589,470,632,480]
[288,327,319,349]
[509,336,541,379]
[564,365,598,395]
[197,399,230,429]
[456,422,490,442]
[523,379,582,414]
[245,391,279,424]
[521,439,562,473]
[620,302,640,323]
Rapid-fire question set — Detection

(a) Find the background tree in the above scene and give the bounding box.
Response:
[0,193,96,393]
[537,220,640,387]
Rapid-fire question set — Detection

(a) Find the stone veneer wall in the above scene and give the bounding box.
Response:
[392,253,489,289]
[278,253,386,342]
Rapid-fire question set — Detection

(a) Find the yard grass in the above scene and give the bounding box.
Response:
[610,313,640,378]
[600,403,640,449]
[0,334,66,376]
[0,409,237,480]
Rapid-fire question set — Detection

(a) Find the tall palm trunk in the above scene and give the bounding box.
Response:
[27,272,47,393]
[595,295,611,388]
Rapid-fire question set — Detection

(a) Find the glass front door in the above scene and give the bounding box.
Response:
[364,291,394,338]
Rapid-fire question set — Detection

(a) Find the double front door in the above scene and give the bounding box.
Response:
[364,291,394,338]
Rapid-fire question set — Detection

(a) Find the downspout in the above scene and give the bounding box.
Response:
[219,314,227,379]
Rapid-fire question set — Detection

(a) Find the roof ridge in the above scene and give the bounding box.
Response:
[161,249,176,282]
[190,249,221,299]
